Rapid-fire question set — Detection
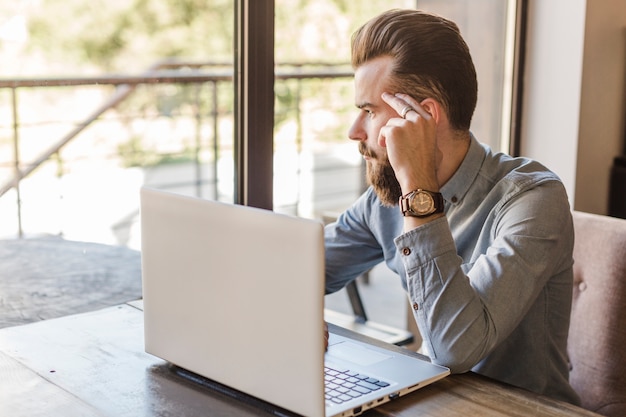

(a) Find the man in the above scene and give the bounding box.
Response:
[324,9,580,405]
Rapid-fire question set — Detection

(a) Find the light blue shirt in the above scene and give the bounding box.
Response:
[324,136,580,404]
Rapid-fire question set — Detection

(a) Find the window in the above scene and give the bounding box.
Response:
[0,1,237,244]
[0,0,522,246]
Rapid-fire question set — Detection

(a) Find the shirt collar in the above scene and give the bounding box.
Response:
[440,133,485,205]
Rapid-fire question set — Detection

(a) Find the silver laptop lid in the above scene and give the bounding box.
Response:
[141,187,326,417]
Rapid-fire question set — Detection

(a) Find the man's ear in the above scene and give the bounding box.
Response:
[419,98,443,124]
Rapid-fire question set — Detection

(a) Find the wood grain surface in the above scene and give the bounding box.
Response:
[0,237,142,328]
[0,304,601,417]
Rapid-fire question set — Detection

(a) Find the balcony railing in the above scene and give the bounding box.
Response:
[0,60,361,245]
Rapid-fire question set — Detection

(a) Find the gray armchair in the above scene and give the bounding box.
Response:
[568,211,626,416]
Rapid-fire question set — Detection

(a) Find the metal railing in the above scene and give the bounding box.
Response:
[0,60,356,240]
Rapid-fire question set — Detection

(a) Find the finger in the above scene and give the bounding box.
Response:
[381,91,407,117]
[381,92,431,120]
[377,127,388,148]
[395,93,432,120]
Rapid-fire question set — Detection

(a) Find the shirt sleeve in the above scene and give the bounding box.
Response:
[396,181,573,373]
[324,190,386,294]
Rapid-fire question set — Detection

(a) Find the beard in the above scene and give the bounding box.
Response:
[359,142,402,207]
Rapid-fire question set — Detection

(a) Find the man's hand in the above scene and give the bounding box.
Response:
[324,321,329,351]
[380,92,440,194]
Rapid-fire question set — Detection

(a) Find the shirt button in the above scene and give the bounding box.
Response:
[402,247,411,256]
[451,196,458,203]
[412,302,419,311]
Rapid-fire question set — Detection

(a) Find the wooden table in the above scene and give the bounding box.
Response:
[0,237,142,328]
[0,301,601,417]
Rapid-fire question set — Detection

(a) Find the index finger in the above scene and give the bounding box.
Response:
[381,92,431,120]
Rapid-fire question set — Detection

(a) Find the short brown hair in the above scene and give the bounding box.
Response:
[351,9,477,131]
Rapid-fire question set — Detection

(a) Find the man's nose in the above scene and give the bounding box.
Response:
[348,117,366,142]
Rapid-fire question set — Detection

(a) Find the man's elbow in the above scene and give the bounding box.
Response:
[324,281,344,295]
[430,351,478,374]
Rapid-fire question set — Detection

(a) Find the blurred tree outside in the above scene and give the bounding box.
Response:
[2,0,233,75]
[2,0,410,75]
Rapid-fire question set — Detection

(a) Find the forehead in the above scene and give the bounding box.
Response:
[354,56,394,106]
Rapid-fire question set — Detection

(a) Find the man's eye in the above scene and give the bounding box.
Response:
[357,107,374,118]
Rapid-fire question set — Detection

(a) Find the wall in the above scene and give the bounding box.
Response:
[521,0,626,214]
[575,2,626,214]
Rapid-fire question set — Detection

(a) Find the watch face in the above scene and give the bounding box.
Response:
[411,191,435,214]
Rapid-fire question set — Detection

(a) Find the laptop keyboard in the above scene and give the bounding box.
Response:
[324,364,391,406]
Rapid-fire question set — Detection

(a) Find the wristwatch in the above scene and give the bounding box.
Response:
[399,189,444,218]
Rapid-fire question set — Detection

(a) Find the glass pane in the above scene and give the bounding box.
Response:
[0,1,235,247]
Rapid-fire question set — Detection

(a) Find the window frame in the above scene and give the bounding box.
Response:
[234,0,275,209]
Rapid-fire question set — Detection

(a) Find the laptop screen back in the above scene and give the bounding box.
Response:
[140,188,326,417]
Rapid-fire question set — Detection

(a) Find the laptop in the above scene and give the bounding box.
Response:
[140,187,449,417]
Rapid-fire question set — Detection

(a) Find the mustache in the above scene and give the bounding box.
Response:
[358,142,377,159]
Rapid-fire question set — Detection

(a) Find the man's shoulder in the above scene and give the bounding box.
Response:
[503,158,562,189]
[471,148,570,216]
[483,148,563,191]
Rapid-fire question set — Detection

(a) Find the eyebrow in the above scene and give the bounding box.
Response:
[356,101,375,109]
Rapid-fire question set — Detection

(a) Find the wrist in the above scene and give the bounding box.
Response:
[401,183,440,195]
[398,175,439,195]
[399,189,444,218]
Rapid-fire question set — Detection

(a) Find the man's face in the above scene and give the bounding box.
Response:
[349,56,402,206]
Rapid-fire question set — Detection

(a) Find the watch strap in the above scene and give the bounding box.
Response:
[399,189,444,217]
